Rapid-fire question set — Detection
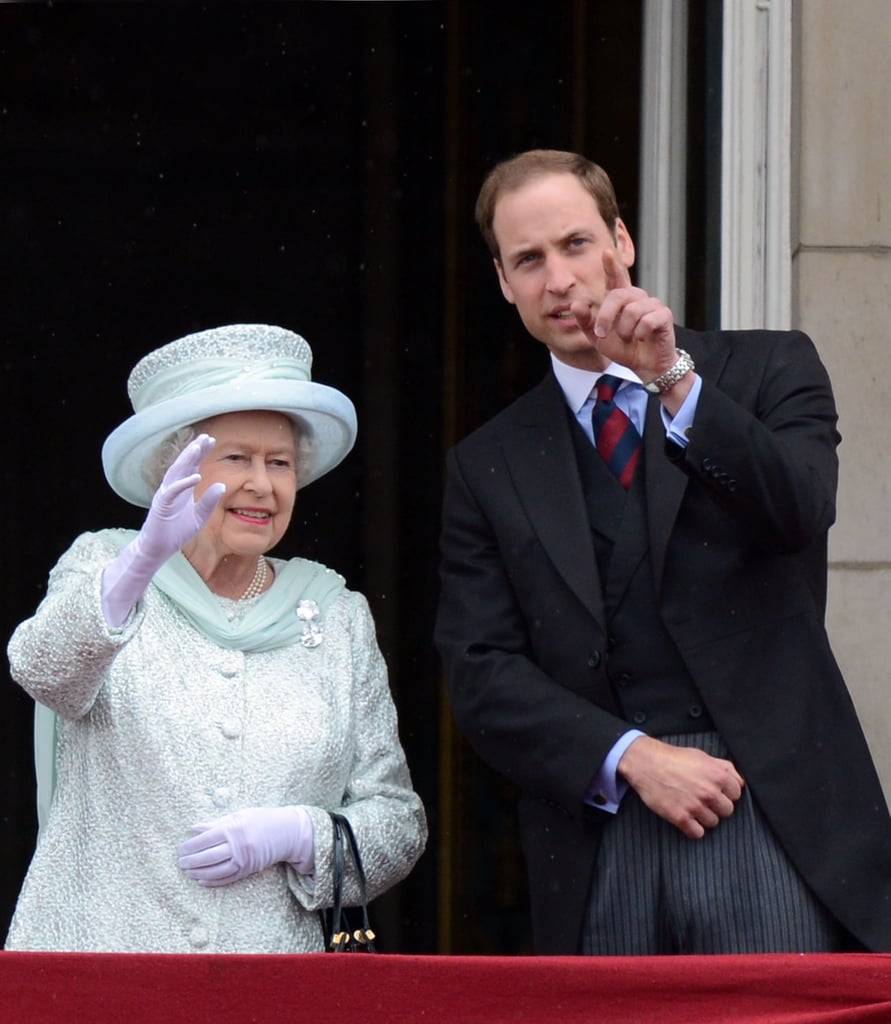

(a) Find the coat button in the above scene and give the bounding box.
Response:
[688,704,703,719]
[218,653,243,678]
[587,651,602,669]
[631,711,647,725]
[617,673,632,688]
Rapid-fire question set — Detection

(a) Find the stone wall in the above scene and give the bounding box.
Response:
[794,0,891,797]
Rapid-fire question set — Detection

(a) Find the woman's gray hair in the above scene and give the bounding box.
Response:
[141,416,315,494]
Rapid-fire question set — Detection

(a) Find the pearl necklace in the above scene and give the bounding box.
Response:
[239,557,268,601]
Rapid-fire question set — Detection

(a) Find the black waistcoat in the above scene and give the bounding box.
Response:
[568,412,714,736]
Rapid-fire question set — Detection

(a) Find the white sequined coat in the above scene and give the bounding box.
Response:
[5,530,427,953]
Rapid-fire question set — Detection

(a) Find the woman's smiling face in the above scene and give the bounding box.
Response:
[190,409,299,559]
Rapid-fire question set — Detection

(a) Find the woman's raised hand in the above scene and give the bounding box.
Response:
[137,434,225,563]
[100,434,225,628]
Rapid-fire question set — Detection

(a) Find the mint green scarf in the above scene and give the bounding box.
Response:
[152,546,345,652]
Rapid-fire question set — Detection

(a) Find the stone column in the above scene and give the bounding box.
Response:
[795,0,891,798]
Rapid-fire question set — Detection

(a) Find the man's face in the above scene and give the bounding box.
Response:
[492,172,635,370]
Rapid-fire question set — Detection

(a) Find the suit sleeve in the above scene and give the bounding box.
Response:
[672,329,840,553]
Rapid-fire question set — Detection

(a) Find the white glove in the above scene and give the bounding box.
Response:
[177,806,315,886]
[101,434,225,627]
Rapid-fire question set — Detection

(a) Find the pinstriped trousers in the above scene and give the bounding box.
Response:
[581,732,843,955]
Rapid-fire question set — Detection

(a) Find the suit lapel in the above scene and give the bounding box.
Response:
[495,331,728,615]
[499,376,605,624]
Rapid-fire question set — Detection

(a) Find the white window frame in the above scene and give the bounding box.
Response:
[721,0,792,329]
[638,0,793,330]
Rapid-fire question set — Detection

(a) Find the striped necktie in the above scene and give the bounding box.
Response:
[591,374,641,489]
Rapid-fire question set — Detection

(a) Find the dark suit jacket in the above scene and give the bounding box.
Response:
[435,327,891,954]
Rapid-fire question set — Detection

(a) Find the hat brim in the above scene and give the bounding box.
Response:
[102,379,357,508]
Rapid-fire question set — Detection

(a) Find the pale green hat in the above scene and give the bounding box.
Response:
[102,323,357,508]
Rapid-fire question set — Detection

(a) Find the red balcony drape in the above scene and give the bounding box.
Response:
[2,952,890,1023]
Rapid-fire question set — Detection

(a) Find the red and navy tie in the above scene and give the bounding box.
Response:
[592,374,641,489]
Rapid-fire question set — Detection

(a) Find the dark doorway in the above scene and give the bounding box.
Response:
[0,0,446,953]
[1,0,652,955]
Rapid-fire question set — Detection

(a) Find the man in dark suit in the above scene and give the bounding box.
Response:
[435,149,891,955]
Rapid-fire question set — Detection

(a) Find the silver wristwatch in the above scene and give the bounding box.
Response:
[643,349,695,395]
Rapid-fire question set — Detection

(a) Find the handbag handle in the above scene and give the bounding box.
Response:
[324,812,377,952]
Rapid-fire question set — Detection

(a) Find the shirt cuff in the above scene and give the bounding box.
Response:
[585,730,646,814]
[660,372,702,447]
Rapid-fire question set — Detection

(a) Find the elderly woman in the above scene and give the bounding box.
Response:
[5,323,427,953]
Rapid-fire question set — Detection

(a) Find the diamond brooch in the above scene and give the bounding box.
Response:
[296,599,323,648]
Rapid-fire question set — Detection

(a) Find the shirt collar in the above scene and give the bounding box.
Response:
[549,353,644,415]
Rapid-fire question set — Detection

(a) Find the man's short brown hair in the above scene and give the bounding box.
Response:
[475,149,620,261]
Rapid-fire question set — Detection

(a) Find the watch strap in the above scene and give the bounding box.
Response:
[643,348,695,395]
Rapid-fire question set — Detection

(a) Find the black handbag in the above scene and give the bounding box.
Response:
[319,812,378,952]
